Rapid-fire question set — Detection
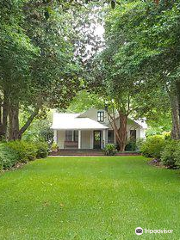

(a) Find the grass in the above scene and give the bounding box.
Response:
[0,156,180,240]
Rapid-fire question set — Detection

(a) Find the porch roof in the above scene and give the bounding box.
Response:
[51,113,108,130]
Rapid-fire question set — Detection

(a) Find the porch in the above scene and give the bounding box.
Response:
[54,129,107,150]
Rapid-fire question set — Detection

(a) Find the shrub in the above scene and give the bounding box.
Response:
[163,132,171,140]
[0,144,19,170]
[161,141,177,168]
[125,141,137,151]
[136,138,145,151]
[51,142,58,152]
[104,144,117,156]
[170,141,180,168]
[141,135,166,159]
[7,141,37,162]
[35,142,49,158]
[0,140,49,171]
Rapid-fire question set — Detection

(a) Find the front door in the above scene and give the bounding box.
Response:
[93,130,101,149]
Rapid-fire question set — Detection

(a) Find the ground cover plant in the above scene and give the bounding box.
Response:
[0,156,179,239]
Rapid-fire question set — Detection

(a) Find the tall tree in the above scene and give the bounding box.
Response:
[89,0,180,145]
[0,0,81,140]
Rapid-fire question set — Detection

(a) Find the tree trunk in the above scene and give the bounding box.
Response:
[18,107,40,138]
[8,101,40,141]
[0,91,9,140]
[170,89,180,139]
[0,96,2,138]
[117,112,127,151]
[107,110,128,152]
[8,101,20,141]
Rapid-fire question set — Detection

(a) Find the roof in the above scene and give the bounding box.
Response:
[133,119,148,129]
[51,113,108,130]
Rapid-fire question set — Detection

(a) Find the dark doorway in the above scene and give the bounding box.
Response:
[130,130,136,141]
[93,130,102,149]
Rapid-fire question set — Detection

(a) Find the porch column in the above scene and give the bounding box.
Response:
[54,130,58,144]
[91,131,94,149]
[78,130,81,149]
[102,130,106,149]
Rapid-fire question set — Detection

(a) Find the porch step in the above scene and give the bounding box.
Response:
[51,149,104,156]
[50,149,140,157]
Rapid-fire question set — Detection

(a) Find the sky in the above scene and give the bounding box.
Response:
[94,24,105,37]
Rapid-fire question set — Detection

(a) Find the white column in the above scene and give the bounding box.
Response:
[102,130,106,149]
[78,130,81,149]
[54,130,58,144]
[91,131,94,149]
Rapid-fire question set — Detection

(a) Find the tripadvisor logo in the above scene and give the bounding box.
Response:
[135,227,143,235]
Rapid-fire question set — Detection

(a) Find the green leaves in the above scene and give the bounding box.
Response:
[0,0,83,139]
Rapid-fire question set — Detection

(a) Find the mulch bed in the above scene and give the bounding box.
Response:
[147,159,179,169]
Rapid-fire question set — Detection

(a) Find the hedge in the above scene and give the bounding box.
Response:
[0,144,19,170]
[140,135,166,159]
[0,141,49,171]
[140,135,180,168]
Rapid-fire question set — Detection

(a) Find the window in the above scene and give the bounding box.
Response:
[108,130,114,143]
[97,111,104,122]
[65,130,73,141]
[65,130,78,141]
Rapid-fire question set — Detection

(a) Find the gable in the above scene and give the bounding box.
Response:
[78,108,108,124]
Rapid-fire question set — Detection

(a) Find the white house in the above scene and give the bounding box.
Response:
[51,108,147,150]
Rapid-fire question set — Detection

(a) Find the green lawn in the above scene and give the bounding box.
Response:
[0,156,180,240]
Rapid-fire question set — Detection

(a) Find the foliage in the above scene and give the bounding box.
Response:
[173,143,180,167]
[103,144,117,156]
[51,142,59,152]
[136,138,145,151]
[35,142,49,159]
[7,141,37,162]
[161,140,180,168]
[22,111,53,145]
[67,90,104,113]
[7,140,49,163]
[140,135,166,159]
[161,140,178,168]
[86,1,171,151]
[0,0,82,141]
[125,141,137,151]
[0,144,19,170]
[87,0,180,142]
[0,140,49,170]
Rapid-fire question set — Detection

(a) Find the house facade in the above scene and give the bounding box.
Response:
[51,108,147,150]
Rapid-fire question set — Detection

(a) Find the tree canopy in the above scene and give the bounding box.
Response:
[80,0,180,149]
[0,0,83,140]
[1,0,180,146]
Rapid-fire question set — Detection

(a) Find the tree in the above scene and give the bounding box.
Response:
[124,1,180,139]
[90,0,180,143]
[67,90,103,113]
[0,0,81,140]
